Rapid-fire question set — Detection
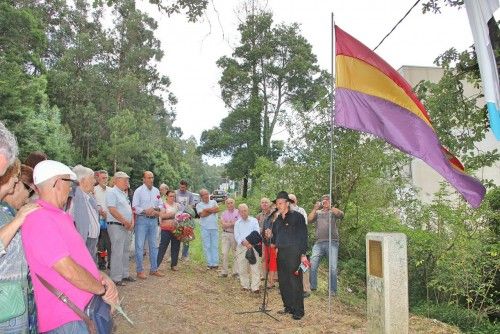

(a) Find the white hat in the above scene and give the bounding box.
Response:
[114,171,130,179]
[33,160,77,185]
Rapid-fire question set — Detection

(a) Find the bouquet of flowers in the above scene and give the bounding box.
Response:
[172,208,195,242]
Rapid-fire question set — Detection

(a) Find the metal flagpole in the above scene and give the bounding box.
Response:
[328,12,337,316]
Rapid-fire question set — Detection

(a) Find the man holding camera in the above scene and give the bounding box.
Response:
[308,194,344,295]
[132,171,165,279]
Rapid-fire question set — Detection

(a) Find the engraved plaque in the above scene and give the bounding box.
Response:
[369,240,383,278]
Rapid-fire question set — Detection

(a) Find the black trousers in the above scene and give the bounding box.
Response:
[277,247,304,316]
[97,229,111,268]
[157,230,181,268]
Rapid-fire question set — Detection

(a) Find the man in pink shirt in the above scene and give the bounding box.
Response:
[220,197,240,277]
[22,160,118,333]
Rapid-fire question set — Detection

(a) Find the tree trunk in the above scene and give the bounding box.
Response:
[242,177,248,198]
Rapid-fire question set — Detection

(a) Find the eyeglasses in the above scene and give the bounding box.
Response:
[53,178,79,188]
[22,182,35,197]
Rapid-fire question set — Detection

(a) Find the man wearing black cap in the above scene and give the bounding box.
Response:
[265,191,308,320]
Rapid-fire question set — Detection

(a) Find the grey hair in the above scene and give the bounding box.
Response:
[72,164,94,181]
[238,203,248,211]
[159,183,169,190]
[0,122,18,164]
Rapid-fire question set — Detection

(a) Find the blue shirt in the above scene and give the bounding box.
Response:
[106,186,133,222]
[234,216,260,245]
[196,200,218,229]
[132,184,163,215]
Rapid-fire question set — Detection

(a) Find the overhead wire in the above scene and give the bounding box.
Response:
[373,0,422,51]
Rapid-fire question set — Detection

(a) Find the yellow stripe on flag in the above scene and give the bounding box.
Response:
[336,55,433,128]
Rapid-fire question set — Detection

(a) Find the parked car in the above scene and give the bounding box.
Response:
[210,190,228,203]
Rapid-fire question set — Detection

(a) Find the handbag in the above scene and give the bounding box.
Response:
[36,274,112,334]
[0,280,26,322]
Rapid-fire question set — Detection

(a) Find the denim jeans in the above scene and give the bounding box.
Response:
[45,320,88,333]
[309,240,339,293]
[201,227,219,267]
[181,242,189,258]
[134,216,159,273]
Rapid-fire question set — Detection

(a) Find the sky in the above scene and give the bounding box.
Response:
[139,0,483,142]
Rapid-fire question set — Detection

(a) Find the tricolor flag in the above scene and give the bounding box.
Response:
[334,26,486,208]
[464,0,500,140]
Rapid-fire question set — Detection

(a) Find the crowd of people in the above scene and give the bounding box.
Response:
[0,120,344,332]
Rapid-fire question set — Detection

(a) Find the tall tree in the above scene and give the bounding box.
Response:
[200,11,324,197]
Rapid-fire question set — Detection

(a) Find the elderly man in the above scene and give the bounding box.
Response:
[94,170,112,270]
[175,179,194,260]
[196,188,219,269]
[132,171,165,279]
[220,198,240,277]
[21,160,118,333]
[234,203,261,293]
[265,191,308,320]
[106,171,136,285]
[70,165,100,262]
[0,121,18,176]
[288,193,311,297]
[308,194,344,295]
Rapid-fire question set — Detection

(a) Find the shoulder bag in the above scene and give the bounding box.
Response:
[36,274,112,334]
[0,280,25,322]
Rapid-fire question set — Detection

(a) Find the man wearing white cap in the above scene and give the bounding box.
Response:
[21,160,118,333]
[106,171,135,286]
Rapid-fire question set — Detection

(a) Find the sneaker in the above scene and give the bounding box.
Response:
[303,292,311,298]
[113,280,126,286]
[122,276,136,282]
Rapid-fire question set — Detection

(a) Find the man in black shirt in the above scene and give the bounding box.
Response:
[265,191,308,320]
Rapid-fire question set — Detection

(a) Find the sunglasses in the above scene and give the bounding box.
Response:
[22,182,35,197]
[53,178,79,188]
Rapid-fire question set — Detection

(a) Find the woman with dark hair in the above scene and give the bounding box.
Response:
[23,151,47,169]
[0,161,38,333]
[157,190,181,271]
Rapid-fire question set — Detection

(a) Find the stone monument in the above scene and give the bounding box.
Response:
[366,232,408,334]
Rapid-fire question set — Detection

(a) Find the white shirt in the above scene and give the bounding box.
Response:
[132,184,163,215]
[94,184,111,214]
[234,216,260,245]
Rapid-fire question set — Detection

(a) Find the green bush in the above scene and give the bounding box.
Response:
[412,302,498,333]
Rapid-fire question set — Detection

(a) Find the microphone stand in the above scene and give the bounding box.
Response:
[236,213,279,322]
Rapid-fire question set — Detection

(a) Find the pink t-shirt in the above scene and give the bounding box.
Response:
[221,209,240,233]
[21,199,100,332]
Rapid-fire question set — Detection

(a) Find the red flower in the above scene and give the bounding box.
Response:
[157,195,161,199]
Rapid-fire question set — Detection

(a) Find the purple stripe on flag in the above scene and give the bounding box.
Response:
[335,88,485,207]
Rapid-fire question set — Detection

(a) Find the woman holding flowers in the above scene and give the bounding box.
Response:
[157,190,181,271]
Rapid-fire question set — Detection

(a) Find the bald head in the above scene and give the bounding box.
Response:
[143,171,154,189]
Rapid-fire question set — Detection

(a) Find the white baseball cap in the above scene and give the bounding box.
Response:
[114,171,130,179]
[33,160,77,185]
